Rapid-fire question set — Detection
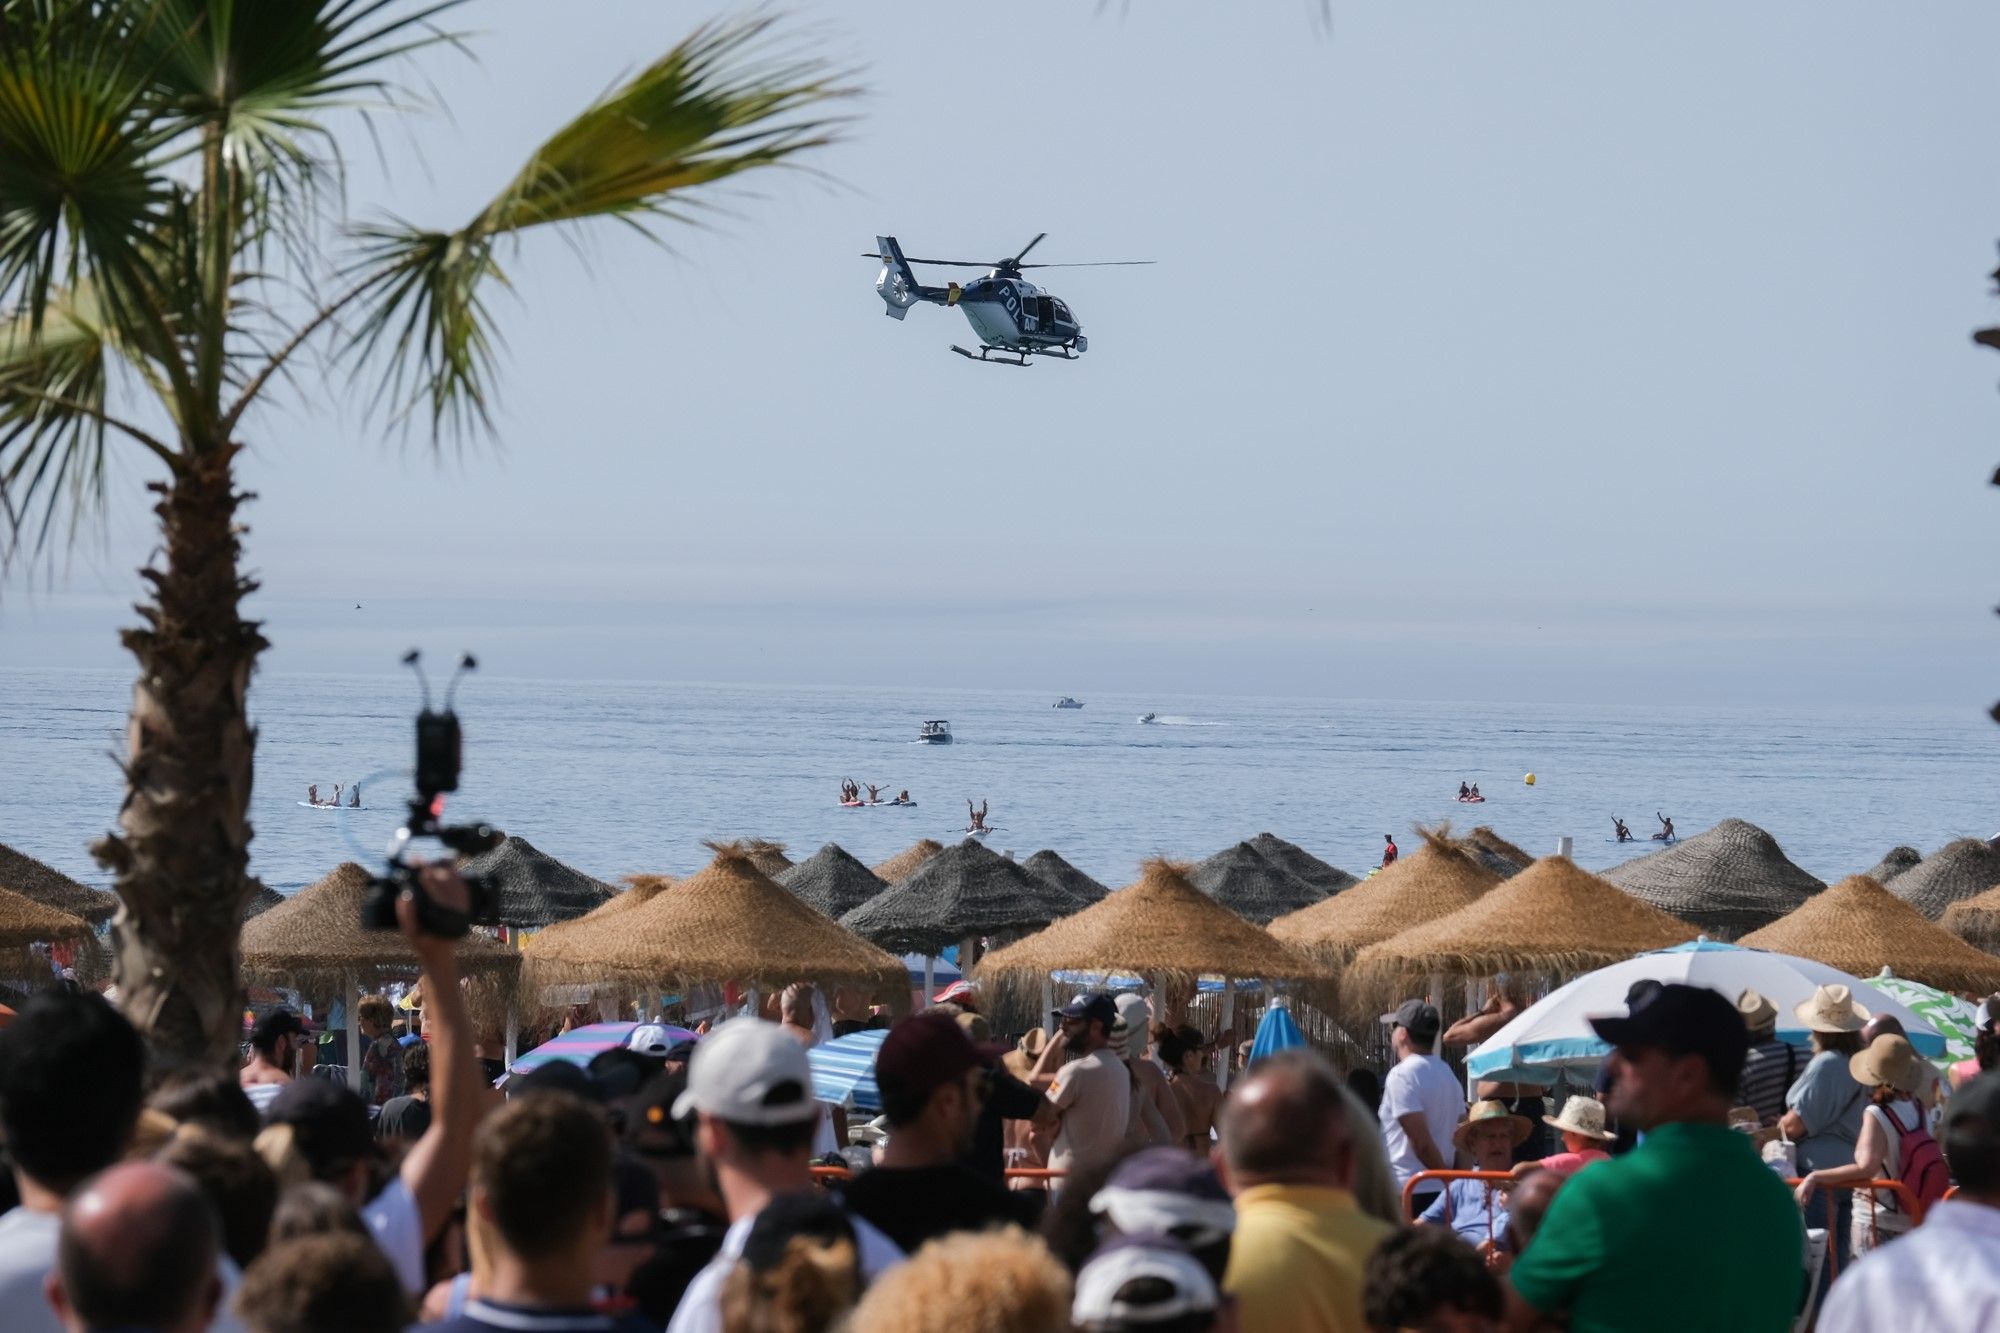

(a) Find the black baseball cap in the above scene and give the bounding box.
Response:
[1589,983,1748,1088]
[265,1079,373,1167]
[250,1008,309,1048]
[1381,999,1441,1042]
[1054,992,1118,1030]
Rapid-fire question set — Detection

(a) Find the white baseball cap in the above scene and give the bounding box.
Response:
[627,1023,677,1057]
[671,1017,817,1126]
[1072,1237,1219,1327]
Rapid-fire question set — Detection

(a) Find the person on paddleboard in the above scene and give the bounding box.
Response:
[1459,782,1471,799]
[895,790,912,805]
[866,783,886,804]
[330,783,342,807]
[349,785,361,809]
[1613,817,1632,842]
[1382,834,1399,867]
[1654,812,1675,841]
[1470,783,1480,798]
[308,784,321,806]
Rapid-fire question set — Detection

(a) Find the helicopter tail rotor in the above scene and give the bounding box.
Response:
[874,235,922,320]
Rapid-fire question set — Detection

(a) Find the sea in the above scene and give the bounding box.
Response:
[3,667,1997,897]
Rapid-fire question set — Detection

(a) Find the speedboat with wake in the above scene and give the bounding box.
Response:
[918,720,953,744]
[1138,713,1157,724]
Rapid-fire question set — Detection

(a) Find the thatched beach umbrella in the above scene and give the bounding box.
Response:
[743,840,794,878]
[1464,827,1534,877]
[976,859,1322,988]
[778,845,888,919]
[871,839,942,885]
[0,887,92,949]
[523,842,905,998]
[1188,841,1327,925]
[0,841,116,924]
[1738,875,2000,995]
[1248,833,1359,896]
[458,836,616,929]
[1866,847,1922,886]
[1023,851,1109,906]
[1888,839,2000,922]
[1944,883,2000,952]
[841,838,1089,958]
[1346,857,1696,1009]
[1601,819,1821,937]
[1267,828,1501,978]
[243,881,285,920]
[527,875,674,946]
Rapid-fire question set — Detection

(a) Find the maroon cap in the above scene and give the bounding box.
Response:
[876,1013,998,1107]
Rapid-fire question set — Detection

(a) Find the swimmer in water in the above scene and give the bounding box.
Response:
[1613,817,1631,842]
[1654,812,1675,841]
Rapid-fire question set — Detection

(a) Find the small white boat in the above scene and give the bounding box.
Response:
[1138,713,1157,724]
[1053,697,1084,709]
[919,720,953,745]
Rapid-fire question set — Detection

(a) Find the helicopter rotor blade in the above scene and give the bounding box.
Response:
[1009,232,1049,266]
[1016,260,1156,268]
[860,252,1004,267]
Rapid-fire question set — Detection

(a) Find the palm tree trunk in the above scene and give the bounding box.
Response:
[92,441,266,1071]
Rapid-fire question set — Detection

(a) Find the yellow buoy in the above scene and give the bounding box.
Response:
[1524,773,1537,786]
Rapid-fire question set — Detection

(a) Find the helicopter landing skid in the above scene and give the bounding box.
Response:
[950,343,1078,366]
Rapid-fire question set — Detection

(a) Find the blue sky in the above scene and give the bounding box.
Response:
[5,1,2000,707]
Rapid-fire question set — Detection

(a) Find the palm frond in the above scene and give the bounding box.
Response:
[340,13,851,439]
[0,284,120,567]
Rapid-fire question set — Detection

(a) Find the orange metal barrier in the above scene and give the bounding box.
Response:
[811,1164,1068,1184]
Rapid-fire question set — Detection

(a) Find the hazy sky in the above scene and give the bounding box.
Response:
[6,1,2000,707]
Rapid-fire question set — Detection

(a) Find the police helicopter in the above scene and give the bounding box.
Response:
[866,234,1151,365]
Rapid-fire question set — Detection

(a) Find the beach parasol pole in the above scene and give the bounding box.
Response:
[345,970,361,1092]
[924,956,935,1003]
[505,1004,519,1065]
[1218,984,1235,1093]
[1042,975,1056,1035]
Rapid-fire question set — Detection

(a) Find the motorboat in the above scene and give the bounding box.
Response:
[1138,713,1157,724]
[919,720,953,744]
[1053,697,1084,709]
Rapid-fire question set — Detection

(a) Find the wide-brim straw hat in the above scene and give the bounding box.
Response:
[1453,1099,1532,1152]
[1022,851,1109,906]
[1890,839,2000,921]
[872,840,943,885]
[0,885,93,949]
[1267,826,1503,976]
[1866,847,1923,886]
[1189,841,1330,924]
[525,842,906,997]
[1543,1095,1616,1141]
[1345,856,1693,1008]
[1849,1034,1924,1094]
[1736,989,1778,1035]
[841,838,1091,957]
[777,844,889,919]
[1793,983,1869,1033]
[457,836,615,929]
[0,841,117,924]
[1247,833,1358,896]
[975,858,1324,988]
[1737,875,2000,995]
[1601,819,1822,938]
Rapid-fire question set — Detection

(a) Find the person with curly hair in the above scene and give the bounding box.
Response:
[844,1227,1072,1333]
[1362,1226,1502,1332]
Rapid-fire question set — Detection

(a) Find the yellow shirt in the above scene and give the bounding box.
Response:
[1225,1183,1395,1333]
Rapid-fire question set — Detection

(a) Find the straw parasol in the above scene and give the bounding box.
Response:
[244,881,285,920]
[1189,840,1330,924]
[841,838,1091,957]
[1942,883,2000,952]
[975,859,1323,988]
[1022,850,1109,906]
[1600,819,1821,937]
[872,839,942,885]
[524,842,905,996]
[1267,827,1502,977]
[459,836,616,929]
[1888,839,2000,921]
[0,886,93,949]
[0,841,117,924]
[778,844,889,919]
[1346,856,1697,1008]
[1248,833,1358,896]
[526,875,674,946]
[743,840,793,878]
[1865,847,1922,886]
[1740,875,2000,995]
[1464,827,1534,876]
[239,863,523,989]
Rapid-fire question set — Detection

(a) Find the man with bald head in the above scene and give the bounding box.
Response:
[44,1162,221,1333]
[1219,1049,1394,1333]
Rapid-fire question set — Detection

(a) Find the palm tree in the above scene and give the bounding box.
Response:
[0,0,845,1069]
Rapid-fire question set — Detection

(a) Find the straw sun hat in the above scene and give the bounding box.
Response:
[1736,989,1778,1035]
[1543,1096,1616,1143]
[1793,984,1869,1034]
[1452,1100,1532,1152]
[1848,1035,1924,1095]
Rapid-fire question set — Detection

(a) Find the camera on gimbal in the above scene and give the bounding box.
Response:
[361,651,504,937]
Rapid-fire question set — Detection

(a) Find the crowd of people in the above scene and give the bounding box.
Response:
[4,863,2000,1331]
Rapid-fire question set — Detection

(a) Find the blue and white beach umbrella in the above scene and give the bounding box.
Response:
[1248,999,1307,1068]
[807,1028,889,1112]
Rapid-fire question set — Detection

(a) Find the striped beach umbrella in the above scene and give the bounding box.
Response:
[808,1028,889,1112]
[1866,968,1977,1066]
[506,1021,696,1082]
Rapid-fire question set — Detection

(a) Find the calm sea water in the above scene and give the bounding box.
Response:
[3,667,1996,896]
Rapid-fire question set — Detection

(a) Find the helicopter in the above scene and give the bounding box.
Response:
[866,233,1151,366]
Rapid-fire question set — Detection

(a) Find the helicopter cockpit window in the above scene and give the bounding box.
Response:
[1052,300,1073,323]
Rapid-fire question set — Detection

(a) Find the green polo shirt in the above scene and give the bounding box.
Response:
[1509,1121,1803,1333]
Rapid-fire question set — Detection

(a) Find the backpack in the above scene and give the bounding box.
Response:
[1883,1103,1949,1212]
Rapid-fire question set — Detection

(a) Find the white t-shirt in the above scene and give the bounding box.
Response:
[363,1175,426,1294]
[665,1201,903,1333]
[1048,1049,1132,1171]
[1379,1052,1466,1190]
[0,1203,249,1333]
